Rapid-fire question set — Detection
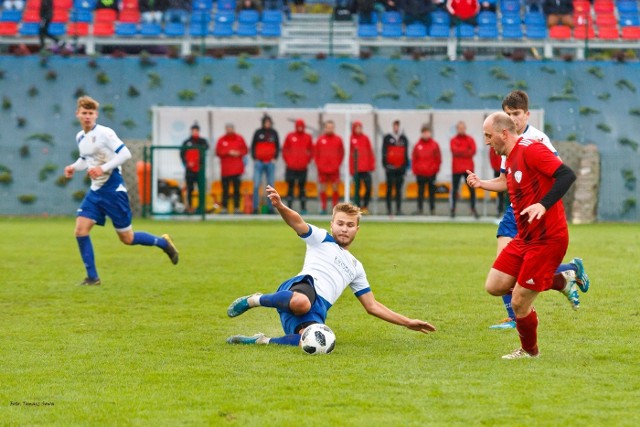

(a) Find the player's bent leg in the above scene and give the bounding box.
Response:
[485,268,516,296]
[550,270,580,310]
[268,334,301,346]
[570,258,590,293]
[226,333,270,345]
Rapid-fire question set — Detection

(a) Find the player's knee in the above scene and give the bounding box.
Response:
[290,293,311,315]
[485,281,503,296]
[118,233,134,245]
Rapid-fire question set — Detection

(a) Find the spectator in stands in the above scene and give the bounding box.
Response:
[400,0,434,27]
[449,120,478,219]
[411,124,441,216]
[95,0,120,11]
[39,0,62,50]
[236,0,263,13]
[251,114,280,214]
[140,0,168,24]
[349,121,375,214]
[543,0,573,28]
[525,0,543,13]
[314,120,344,215]
[382,120,409,216]
[216,123,248,214]
[282,119,314,214]
[180,122,209,213]
[479,0,496,13]
[446,0,480,26]
[353,0,376,24]
[377,0,400,12]
[165,0,191,23]
[489,142,505,217]
[2,0,24,11]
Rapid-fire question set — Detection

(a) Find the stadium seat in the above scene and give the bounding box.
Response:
[454,23,475,38]
[120,0,139,10]
[593,0,614,14]
[573,12,592,27]
[21,9,40,23]
[477,10,497,26]
[525,24,547,38]
[619,13,640,27]
[502,23,523,38]
[140,22,162,36]
[0,22,18,35]
[212,12,234,36]
[67,21,89,36]
[236,10,259,36]
[261,21,281,36]
[524,11,545,27]
[549,24,571,39]
[597,25,618,39]
[621,25,640,39]
[357,23,378,37]
[164,22,185,36]
[217,0,236,11]
[430,10,450,26]
[19,22,40,36]
[192,0,214,11]
[52,8,70,23]
[0,9,22,22]
[191,10,212,25]
[380,11,402,37]
[405,22,427,38]
[73,0,97,9]
[189,21,210,36]
[48,23,65,35]
[92,20,115,36]
[119,9,141,23]
[70,8,93,23]
[262,9,283,24]
[618,0,639,15]
[500,0,521,15]
[574,24,595,38]
[572,0,590,15]
[53,0,73,8]
[429,23,450,38]
[595,13,616,27]
[94,8,118,23]
[115,22,138,36]
[477,22,498,38]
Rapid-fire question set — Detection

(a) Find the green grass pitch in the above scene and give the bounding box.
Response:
[1,217,639,425]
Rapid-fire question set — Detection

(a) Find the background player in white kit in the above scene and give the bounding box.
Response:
[64,96,179,286]
[467,91,590,328]
[226,185,436,347]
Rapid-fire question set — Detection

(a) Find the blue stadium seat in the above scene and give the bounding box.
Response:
[19,22,40,36]
[191,10,212,25]
[74,0,97,9]
[218,0,236,11]
[212,11,235,36]
[115,22,138,36]
[477,11,497,26]
[502,23,523,38]
[140,22,162,36]
[165,22,186,36]
[357,23,378,37]
[189,21,210,36]
[236,10,259,36]
[477,23,498,38]
[524,11,545,27]
[618,0,639,15]
[525,24,547,39]
[429,24,450,38]
[192,0,214,11]
[48,22,66,36]
[261,21,282,36]
[70,9,93,23]
[405,22,427,38]
[430,10,450,26]
[358,11,378,24]
[619,13,640,27]
[381,11,402,37]
[262,10,283,24]
[382,11,402,24]
[500,0,521,14]
[0,9,22,22]
[454,23,475,38]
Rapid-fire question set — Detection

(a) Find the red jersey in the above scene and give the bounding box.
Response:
[505,138,568,242]
[283,131,313,171]
[412,138,441,177]
[216,133,248,177]
[349,133,375,174]
[489,147,502,172]
[314,133,344,174]
[450,134,476,174]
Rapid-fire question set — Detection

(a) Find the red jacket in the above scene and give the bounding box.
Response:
[349,132,375,174]
[314,133,344,174]
[489,147,502,172]
[283,125,313,171]
[216,133,248,177]
[412,138,441,177]
[448,0,480,20]
[450,134,476,174]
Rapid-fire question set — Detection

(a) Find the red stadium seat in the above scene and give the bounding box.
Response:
[21,8,40,23]
[94,8,118,23]
[0,22,18,36]
[597,25,619,39]
[67,22,89,36]
[52,8,70,22]
[53,0,73,8]
[24,0,42,11]
[92,20,115,36]
[593,0,614,14]
[573,12,592,26]
[118,9,140,23]
[121,0,139,10]
[621,25,640,39]
[595,13,616,27]
[549,25,571,39]
[574,24,595,39]
[572,0,590,15]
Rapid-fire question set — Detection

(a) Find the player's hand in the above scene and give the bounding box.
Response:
[88,167,104,179]
[521,203,546,223]
[406,319,436,334]
[466,170,480,188]
[64,165,75,178]
[266,185,282,208]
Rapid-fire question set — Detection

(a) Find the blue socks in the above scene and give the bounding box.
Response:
[502,293,516,320]
[269,334,301,346]
[555,263,575,274]
[76,236,98,280]
[259,291,294,312]
[131,232,168,249]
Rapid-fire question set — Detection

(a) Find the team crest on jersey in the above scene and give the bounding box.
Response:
[514,171,523,183]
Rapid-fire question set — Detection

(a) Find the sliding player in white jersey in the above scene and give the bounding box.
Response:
[226,185,436,347]
[466,91,590,329]
[64,96,178,286]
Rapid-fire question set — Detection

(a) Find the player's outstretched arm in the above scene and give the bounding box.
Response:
[266,185,309,235]
[357,292,436,334]
[466,170,507,192]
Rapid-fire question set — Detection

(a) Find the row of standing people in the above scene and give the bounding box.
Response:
[181,116,494,217]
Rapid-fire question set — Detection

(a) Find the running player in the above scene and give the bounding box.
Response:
[482,112,576,359]
[64,96,179,286]
[467,90,589,329]
[226,185,436,347]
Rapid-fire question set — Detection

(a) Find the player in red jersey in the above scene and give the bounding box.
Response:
[349,121,376,214]
[314,120,344,214]
[282,119,314,213]
[482,112,576,359]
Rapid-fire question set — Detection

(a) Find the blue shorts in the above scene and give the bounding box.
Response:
[277,274,332,335]
[496,205,517,239]
[77,189,132,230]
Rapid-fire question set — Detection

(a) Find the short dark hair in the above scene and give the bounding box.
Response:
[393,120,400,126]
[191,122,200,130]
[502,90,530,113]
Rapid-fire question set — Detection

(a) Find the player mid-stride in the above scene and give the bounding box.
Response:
[226,185,436,347]
[64,96,179,286]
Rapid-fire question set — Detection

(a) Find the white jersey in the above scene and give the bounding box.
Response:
[298,224,371,306]
[500,124,556,172]
[76,124,127,191]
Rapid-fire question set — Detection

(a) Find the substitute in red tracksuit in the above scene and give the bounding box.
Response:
[450,120,478,218]
[251,114,279,213]
[382,119,409,215]
[283,119,313,213]
[314,120,344,214]
[489,143,505,217]
[412,125,441,215]
[180,122,209,212]
[216,123,248,212]
[349,121,375,212]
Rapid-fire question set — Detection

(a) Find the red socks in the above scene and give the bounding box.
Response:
[332,190,339,208]
[551,273,566,291]
[515,309,539,356]
[320,192,327,210]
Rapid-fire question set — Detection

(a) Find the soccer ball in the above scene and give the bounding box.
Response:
[300,324,336,355]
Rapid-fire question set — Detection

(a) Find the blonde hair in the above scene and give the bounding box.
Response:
[77,95,99,111]
[332,202,362,224]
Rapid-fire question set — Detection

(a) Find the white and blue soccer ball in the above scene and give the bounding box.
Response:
[300,324,336,355]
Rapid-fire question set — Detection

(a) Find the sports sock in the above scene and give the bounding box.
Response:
[76,236,98,279]
[515,309,539,356]
[332,190,339,208]
[551,273,567,291]
[259,290,294,312]
[320,192,327,210]
[132,232,168,249]
[502,292,516,319]
[269,334,301,346]
[555,263,575,274]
